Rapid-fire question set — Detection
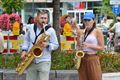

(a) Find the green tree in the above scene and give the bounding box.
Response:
[1,0,25,14]
[101,0,115,18]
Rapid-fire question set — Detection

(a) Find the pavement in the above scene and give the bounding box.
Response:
[0,69,120,80]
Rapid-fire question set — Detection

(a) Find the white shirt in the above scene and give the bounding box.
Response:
[111,22,120,33]
[21,24,59,63]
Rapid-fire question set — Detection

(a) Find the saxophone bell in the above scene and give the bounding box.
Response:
[76,51,84,58]
[74,51,85,69]
[32,47,43,57]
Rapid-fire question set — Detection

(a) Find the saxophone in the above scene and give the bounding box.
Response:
[16,24,50,75]
[74,31,85,69]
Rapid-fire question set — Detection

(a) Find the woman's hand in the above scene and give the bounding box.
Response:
[83,42,91,48]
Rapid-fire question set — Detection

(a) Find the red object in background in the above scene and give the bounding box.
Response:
[3,49,17,53]
[79,2,85,9]
[75,2,85,9]
[66,36,78,41]
[4,36,18,40]
[3,35,18,53]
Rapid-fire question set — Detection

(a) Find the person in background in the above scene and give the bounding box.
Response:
[101,17,109,28]
[77,12,104,80]
[71,18,80,36]
[27,16,34,24]
[21,10,59,80]
[109,16,120,52]
[60,14,68,34]
[63,15,72,36]
[20,23,25,35]
[0,29,4,54]
[101,17,109,36]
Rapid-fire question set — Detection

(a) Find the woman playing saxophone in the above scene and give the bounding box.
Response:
[77,12,104,80]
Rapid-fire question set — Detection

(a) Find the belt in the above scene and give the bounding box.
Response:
[84,53,97,56]
[84,51,96,54]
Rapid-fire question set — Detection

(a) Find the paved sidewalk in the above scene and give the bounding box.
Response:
[0,69,120,80]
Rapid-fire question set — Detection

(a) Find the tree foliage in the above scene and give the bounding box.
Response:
[1,0,25,14]
[101,0,115,18]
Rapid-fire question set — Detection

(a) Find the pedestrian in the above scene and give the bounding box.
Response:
[71,18,80,36]
[63,14,73,36]
[27,16,34,24]
[77,12,104,80]
[21,10,59,80]
[19,23,25,35]
[68,18,80,50]
[109,16,120,52]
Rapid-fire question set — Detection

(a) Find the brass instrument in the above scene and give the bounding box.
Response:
[74,31,85,69]
[16,24,50,75]
[74,51,84,69]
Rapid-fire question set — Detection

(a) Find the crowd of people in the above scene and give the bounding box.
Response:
[109,16,120,52]
[100,15,120,52]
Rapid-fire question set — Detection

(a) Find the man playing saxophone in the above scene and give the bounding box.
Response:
[21,10,59,80]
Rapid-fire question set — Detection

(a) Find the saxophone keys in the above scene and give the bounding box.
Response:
[21,62,25,66]
[28,53,32,58]
[16,67,21,72]
[16,64,21,72]
[16,67,19,72]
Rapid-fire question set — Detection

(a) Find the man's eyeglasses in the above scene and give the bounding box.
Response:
[84,19,91,22]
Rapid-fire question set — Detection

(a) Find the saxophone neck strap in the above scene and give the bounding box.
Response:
[33,24,51,45]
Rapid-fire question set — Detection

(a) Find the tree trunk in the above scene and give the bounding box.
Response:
[53,0,60,50]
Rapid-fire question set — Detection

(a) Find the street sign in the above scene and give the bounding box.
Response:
[110,0,120,5]
[112,5,120,15]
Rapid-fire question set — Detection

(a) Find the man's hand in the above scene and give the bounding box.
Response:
[21,51,27,60]
[40,41,49,49]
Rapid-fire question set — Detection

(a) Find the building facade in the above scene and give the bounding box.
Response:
[22,0,102,24]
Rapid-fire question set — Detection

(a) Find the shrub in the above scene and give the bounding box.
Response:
[0,53,21,69]
[0,51,120,73]
[51,50,75,70]
[99,53,120,73]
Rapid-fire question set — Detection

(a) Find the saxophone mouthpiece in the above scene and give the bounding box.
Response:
[42,22,47,28]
